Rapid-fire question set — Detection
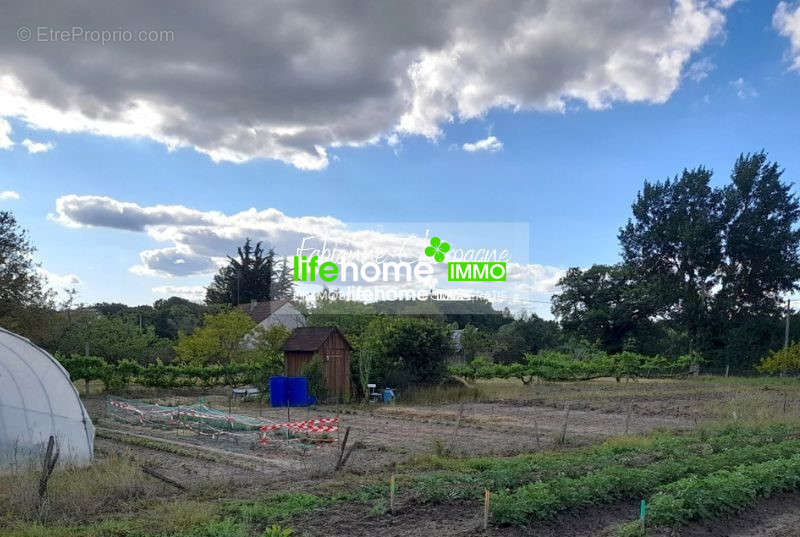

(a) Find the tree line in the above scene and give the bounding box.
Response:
[2,149,798,383]
[552,152,800,370]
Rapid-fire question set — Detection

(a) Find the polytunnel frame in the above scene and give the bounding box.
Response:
[0,326,95,461]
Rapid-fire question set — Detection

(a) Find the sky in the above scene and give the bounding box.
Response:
[1,0,800,317]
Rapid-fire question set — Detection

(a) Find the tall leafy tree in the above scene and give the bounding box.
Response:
[551,264,655,353]
[717,152,800,317]
[0,211,53,333]
[708,153,800,368]
[206,238,293,305]
[618,167,725,350]
[174,309,256,365]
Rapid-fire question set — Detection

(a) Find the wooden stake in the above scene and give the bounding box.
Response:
[534,418,540,449]
[38,436,59,500]
[448,402,465,454]
[390,474,396,514]
[335,426,351,471]
[483,489,491,530]
[558,403,570,445]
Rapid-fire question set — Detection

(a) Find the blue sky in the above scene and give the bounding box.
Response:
[1,0,800,316]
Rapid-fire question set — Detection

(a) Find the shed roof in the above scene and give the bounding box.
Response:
[281,326,351,352]
[237,299,291,323]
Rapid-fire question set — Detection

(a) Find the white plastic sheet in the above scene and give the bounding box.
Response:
[0,327,94,466]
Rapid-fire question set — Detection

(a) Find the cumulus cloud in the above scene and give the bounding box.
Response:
[463,135,503,153]
[0,1,730,169]
[51,194,564,311]
[0,190,20,201]
[0,118,12,149]
[37,267,81,288]
[152,285,206,302]
[775,1,800,70]
[21,138,54,153]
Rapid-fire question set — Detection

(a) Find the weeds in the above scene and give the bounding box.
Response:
[230,493,325,524]
[0,453,163,524]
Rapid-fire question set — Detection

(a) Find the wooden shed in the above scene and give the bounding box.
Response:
[281,326,352,399]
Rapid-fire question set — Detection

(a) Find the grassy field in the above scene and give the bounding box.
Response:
[3,376,800,537]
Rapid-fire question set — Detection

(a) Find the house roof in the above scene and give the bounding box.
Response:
[238,300,291,323]
[281,326,351,352]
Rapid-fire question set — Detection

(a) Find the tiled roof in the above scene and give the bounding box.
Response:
[237,299,290,323]
[281,326,351,352]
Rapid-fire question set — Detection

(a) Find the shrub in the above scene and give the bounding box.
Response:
[757,342,800,375]
[360,316,452,387]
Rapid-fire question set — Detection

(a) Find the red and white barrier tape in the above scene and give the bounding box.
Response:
[258,417,339,444]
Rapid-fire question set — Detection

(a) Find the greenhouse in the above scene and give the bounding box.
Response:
[0,327,95,466]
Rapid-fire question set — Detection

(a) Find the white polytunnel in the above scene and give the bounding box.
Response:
[0,326,95,467]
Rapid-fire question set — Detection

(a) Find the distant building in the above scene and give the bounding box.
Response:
[238,299,306,331]
[281,326,352,400]
[239,300,306,349]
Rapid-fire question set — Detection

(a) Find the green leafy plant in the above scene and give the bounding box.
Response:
[757,342,800,375]
[262,524,293,537]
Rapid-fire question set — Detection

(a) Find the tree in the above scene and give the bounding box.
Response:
[273,258,295,299]
[174,310,256,365]
[551,264,656,353]
[619,167,724,351]
[205,238,293,306]
[716,152,800,317]
[0,211,53,332]
[460,324,492,361]
[360,316,453,387]
[307,288,377,350]
[151,296,210,339]
[54,311,171,363]
[491,314,561,363]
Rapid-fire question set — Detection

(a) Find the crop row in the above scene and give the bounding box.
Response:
[399,424,797,505]
[489,438,800,524]
[616,454,800,535]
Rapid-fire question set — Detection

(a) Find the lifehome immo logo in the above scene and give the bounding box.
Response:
[293,235,506,283]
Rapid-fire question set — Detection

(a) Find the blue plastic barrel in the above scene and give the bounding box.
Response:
[287,376,311,406]
[269,376,288,407]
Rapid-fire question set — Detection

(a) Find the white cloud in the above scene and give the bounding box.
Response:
[463,135,503,153]
[51,194,564,313]
[0,190,20,201]
[37,267,81,289]
[152,285,206,303]
[0,1,731,169]
[731,77,758,99]
[686,57,715,82]
[0,118,13,149]
[21,138,54,154]
[775,2,800,70]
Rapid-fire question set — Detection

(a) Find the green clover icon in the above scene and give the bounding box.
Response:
[425,236,450,262]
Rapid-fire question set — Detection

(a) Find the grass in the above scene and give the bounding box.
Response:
[228,492,326,524]
[0,452,165,524]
